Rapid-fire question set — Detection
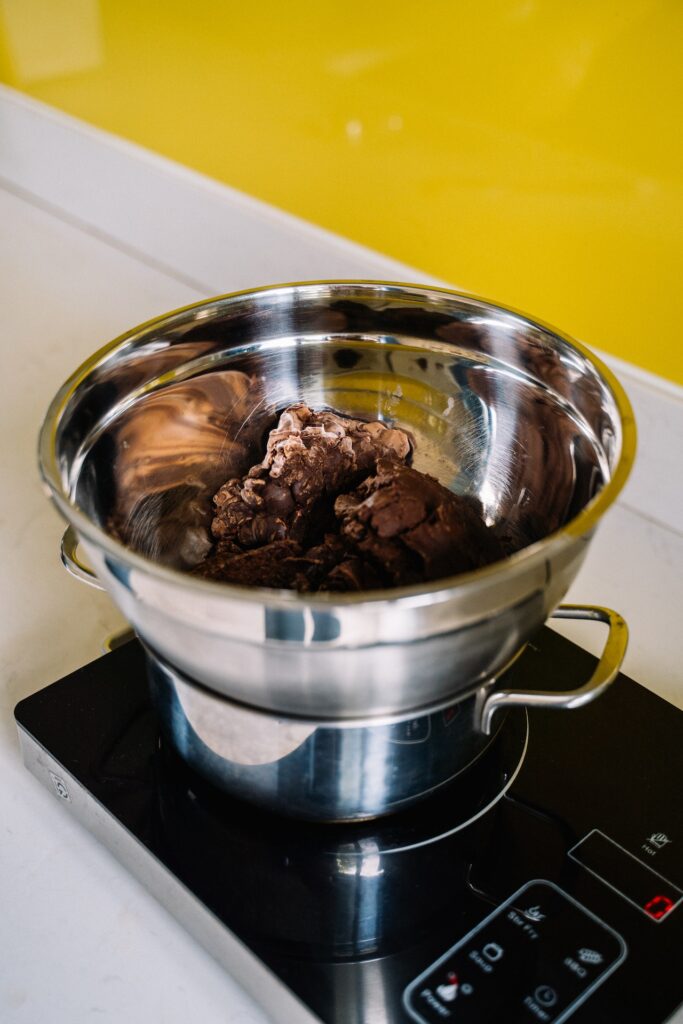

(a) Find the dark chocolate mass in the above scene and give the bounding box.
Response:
[194,405,505,592]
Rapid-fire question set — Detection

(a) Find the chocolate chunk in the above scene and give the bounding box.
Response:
[319,557,385,593]
[334,458,506,584]
[195,540,303,588]
[210,404,412,552]
[194,404,508,592]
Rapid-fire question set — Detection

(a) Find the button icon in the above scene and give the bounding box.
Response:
[648,833,672,850]
[523,905,546,922]
[535,985,558,1008]
[578,948,603,965]
[644,894,675,920]
[436,971,458,1002]
[482,942,504,962]
[48,771,71,802]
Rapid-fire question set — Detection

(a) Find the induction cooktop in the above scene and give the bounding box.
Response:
[14,629,683,1023]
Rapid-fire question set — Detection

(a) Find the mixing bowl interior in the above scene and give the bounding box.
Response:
[55,284,622,576]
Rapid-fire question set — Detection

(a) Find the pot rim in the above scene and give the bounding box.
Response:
[39,279,637,611]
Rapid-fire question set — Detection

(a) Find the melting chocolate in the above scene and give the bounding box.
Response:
[194,404,506,592]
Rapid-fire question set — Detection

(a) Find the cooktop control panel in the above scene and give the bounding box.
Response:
[403,881,626,1023]
[14,628,683,1024]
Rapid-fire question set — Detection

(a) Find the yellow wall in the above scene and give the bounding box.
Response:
[2,0,681,383]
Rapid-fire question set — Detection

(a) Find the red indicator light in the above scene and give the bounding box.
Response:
[644,895,675,920]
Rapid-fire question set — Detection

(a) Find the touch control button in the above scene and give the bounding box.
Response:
[482,942,504,962]
[535,985,558,1008]
[403,880,627,1023]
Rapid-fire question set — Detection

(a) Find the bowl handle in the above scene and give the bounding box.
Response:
[61,526,105,590]
[479,604,628,735]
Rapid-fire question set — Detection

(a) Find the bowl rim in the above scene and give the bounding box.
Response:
[38,279,637,610]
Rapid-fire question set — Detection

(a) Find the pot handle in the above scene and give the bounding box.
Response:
[480,604,628,735]
[61,525,105,590]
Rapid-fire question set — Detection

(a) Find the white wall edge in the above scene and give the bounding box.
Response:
[0,83,425,286]
[597,349,683,402]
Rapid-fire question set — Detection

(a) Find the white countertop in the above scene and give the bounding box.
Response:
[1,87,682,1023]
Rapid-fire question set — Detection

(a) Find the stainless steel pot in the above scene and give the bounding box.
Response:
[147,603,625,820]
[41,281,635,725]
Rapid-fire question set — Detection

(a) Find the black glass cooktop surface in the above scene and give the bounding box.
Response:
[15,629,683,1023]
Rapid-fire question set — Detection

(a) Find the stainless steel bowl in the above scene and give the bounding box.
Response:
[40,281,635,722]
